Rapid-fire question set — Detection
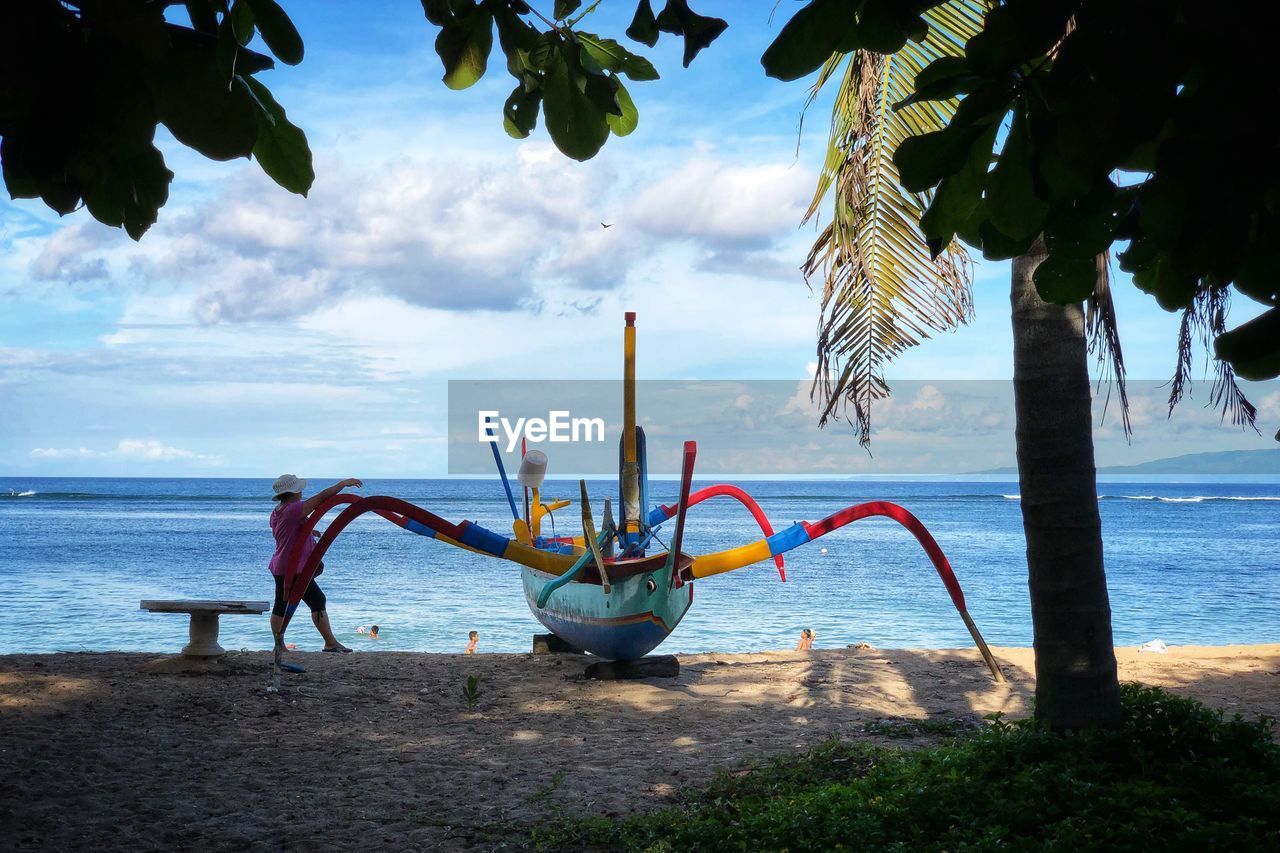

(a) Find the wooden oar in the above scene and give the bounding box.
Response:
[580,480,611,593]
[664,441,697,587]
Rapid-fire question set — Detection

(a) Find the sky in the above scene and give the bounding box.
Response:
[1,1,1276,478]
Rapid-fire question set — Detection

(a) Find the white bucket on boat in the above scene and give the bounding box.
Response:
[518,450,548,489]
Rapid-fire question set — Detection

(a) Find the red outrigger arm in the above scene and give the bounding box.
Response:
[803,501,967,612]
[687,499,1006,683]
[800,501,1004,682]
[279,495,463,623]
[655,484,786,579]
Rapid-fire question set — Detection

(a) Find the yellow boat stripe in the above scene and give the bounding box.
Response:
[690,539,772,579]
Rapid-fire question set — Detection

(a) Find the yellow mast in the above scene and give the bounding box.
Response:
[621,312,640,544]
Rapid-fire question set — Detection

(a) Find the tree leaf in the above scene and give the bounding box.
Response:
[184,0,218,35]
[119,147,174,240]
[1214,308,1280,381]
[893,122,990,194]
[421,0,455,27]
[239,75,314,195]
[1044,202,1119,260]
[1132,255,1197,311]
[154,40,259,161]
[606,76,638,136]
[216,16,239,80]
[584,72,622,117]
[761,0,857,82]
[855,0,919,54]
[553,0,582,19]
[0,136,42,202]
[503,84,541,138]
[493,0,538,55]
[976,219,1036,261]
[77,141,173,241]
[542,42,609,161]
[231,0,256,46]
[1033,252,1097,304]
[577,33,660,81]
[2,131,83,215]
[626,0,659,47]
[895,56,979,109]
[965,0,1075,76]
[1033,137,1095,203]
[528,34,554,70]
[435,6,494,90]
[655,0,728,68]
[984,105,1048,242]
[1234,243,1280,306]
[244,0,304,65]
[917,123,998,254]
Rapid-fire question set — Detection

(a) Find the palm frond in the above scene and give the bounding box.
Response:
[1086,251,1131,438]
[1170,286,1259,430]
[804,1,989,446]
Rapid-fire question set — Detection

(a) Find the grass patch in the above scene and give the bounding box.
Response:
[530,685,1280,850]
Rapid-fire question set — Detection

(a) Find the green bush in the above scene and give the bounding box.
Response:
[530,685,1280,851]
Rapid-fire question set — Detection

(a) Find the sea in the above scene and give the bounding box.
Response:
[1,477,1276,655]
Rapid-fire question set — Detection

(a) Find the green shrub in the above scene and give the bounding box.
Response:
[530,685,1280,851]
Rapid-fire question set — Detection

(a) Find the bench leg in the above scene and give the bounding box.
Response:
[181,613,225,657]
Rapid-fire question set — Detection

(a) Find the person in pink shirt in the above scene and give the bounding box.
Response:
[269,474,362,653]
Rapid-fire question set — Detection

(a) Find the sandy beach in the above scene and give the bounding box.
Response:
[2,644,1277,850]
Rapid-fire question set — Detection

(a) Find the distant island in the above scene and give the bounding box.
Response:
[970,448,1280,476]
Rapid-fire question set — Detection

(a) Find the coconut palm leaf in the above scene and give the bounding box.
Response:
[1086,252,1132,438]
[1169,285,1258,429]
[804,1,989,446]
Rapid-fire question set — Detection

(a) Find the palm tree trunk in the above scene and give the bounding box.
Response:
[1011,238,1122,729]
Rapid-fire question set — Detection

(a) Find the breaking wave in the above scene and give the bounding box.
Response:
[1000,494,1278,503]
[1111,495,1280,503]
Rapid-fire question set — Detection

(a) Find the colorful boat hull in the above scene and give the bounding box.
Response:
[522,562,693,660]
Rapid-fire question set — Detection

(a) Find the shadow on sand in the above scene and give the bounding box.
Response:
[1,645,1276,850]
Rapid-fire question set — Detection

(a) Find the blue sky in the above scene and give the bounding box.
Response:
[1,1,1275,478]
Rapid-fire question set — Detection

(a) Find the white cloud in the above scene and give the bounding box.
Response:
[631,158,812,248]
[29,223,114,282]
[30,447,96,459]
[126,145,633,322]
[910,385,946,411]
[30,440,213,463]
[115,439,202,460]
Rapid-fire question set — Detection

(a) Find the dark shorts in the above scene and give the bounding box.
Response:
[272,573,327,617]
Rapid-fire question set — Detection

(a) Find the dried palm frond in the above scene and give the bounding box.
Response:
[1086,251,1131,437]
[803,1,989,446]
[1170,286,1259,429]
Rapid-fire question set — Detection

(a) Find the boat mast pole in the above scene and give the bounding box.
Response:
[621,312,641,553]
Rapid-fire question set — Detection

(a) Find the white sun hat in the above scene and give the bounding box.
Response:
[271,474,307,500]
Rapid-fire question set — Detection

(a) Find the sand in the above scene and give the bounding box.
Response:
[2,643,1277,850]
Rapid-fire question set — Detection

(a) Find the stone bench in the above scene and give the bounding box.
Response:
[140,600,269,657]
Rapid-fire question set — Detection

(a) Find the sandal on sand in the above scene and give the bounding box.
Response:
[323,645,353,654]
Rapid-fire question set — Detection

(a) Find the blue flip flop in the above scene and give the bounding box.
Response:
[278,662,305,673]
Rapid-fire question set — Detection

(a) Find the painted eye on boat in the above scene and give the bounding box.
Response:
[645,577,657,594]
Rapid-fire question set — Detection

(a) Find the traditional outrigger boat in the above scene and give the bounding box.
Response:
[279,313,1004,680]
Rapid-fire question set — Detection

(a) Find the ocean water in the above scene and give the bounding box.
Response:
[0,477,1276,655]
